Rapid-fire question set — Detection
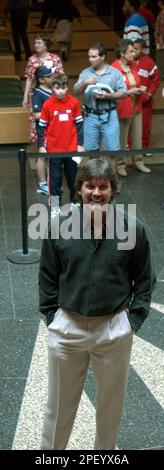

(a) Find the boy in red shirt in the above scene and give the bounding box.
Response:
[133,38,160,155]
[38,73,83,203]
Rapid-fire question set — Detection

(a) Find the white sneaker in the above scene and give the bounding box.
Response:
[116,166,127,177]
[37,182,49,195]
[135,162,151,173]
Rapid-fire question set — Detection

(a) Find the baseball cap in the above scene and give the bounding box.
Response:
[35,66,53,80]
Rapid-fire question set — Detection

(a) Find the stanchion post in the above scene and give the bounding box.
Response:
[7,148,40,264]
[19,148,28,254]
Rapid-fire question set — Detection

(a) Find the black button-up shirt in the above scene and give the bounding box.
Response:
[39,205,156,331]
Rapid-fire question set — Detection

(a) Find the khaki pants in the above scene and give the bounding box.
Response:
[54,19,73,57]
[41,308,133,450]
[117,112,143,169]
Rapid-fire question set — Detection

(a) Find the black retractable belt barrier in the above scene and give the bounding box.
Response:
[7,148,40,264]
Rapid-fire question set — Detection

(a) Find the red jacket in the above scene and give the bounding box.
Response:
[135,53,160,106]
[111,60,142,119]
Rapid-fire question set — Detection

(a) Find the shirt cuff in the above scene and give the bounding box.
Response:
[46,311,56,326]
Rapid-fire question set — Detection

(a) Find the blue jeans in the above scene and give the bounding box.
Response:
[84,110,120,151]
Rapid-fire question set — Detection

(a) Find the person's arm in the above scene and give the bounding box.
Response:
[75,120,83,145]
[53,55,64,74]
[73,72,97,95]
[73,80,87,95]
[95,89,127,101]
[23,77,32,107]
[39,231,62,326]
[95,70,127,101]
[128,225,156,332]
[33,111,41,120]
[37,119,47,151]
[37,101,49,150]
[110,68,128,99]
[147,62,160,96]
[140,62,160,105]
[32,89,42,119]
[74,103,83,145]
[76,120,83,151]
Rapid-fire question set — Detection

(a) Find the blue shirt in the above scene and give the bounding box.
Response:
[74,64,127,112]
[32,86,53,140]
[32,86,53,113]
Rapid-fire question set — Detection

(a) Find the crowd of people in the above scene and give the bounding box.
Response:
[4,1,161,173]
[16,0,161,198]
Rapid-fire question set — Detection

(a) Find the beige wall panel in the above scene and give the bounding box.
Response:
[71,31,119,49]
[0,55,15,75]
[0,107,29,144]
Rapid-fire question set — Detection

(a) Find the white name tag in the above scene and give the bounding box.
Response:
[59,113,69,121]
[44,59,53,68]
[138,68,149,78]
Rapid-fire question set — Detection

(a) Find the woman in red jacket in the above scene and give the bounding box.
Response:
[112,39,151,176]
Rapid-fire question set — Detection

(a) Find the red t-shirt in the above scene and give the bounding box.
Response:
[40,93,82,152]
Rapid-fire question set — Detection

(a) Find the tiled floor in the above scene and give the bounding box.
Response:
[0,1,164,451]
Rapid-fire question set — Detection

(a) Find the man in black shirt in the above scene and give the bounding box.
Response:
[39,157,155,450]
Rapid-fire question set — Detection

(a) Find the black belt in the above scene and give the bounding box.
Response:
[84,106,116,115]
